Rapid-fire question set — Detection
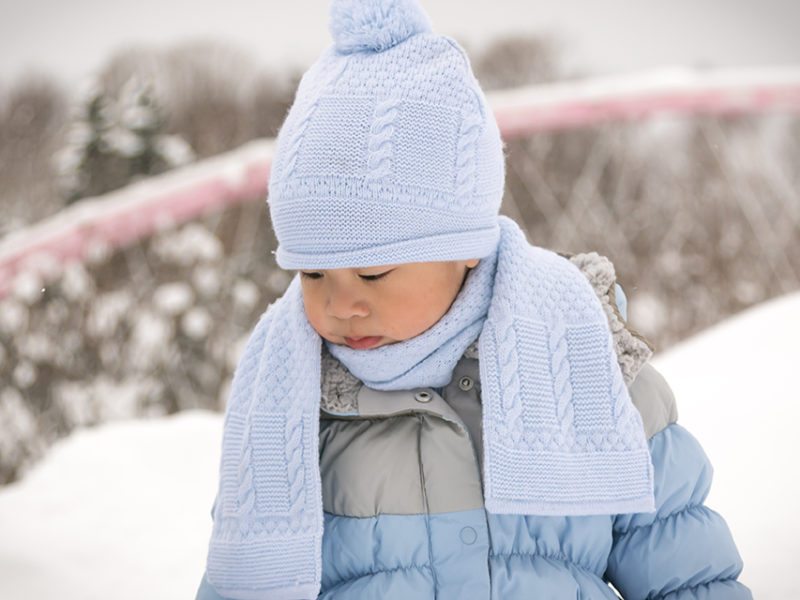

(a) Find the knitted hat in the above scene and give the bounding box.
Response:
[266,0,506,270]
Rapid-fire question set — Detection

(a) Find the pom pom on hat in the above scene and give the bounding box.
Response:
[329,0,434,54]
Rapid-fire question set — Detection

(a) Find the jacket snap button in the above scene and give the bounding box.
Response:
[458,376,474,391]
[414,391,432,403]
[460,526,477,545]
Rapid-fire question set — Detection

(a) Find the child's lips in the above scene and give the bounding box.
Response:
[344,336,382,349]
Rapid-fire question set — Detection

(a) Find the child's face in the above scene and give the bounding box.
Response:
[298,259,480,349]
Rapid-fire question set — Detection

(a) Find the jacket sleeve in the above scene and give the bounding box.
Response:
[196,496,229,600]
[603,282,752,598]
[196,571,228,600]
[604,393,752,598]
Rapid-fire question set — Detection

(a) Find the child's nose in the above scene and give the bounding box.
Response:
[325,291,370,320]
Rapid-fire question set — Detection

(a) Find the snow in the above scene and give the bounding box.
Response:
[104,126,146,158]
[191,265,222,299]
[153,282,194,316]
[86,290,133,339]
[231,278,260,312]
[60,262,95,302]
[11,270,46,306]
[181,307,213,340]
[53,375,160,427]
[0,410,220,600]
[155,134,195,167]
[0,388,40,467]
[151,223,224,266]
[650,290,800,599]
[128,310,174,370]
[0,299,28,336]
[0,291,798,599]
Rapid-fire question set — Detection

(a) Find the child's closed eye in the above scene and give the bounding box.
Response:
[299,271,392,282]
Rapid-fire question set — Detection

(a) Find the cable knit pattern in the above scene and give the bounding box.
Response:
[204,216,656,599]
[548,319,575,436]
[366,97,402,180]
[455,112,483,204]
[493,302,524,446]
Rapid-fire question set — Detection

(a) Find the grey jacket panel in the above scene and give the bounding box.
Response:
[440,355,483,474]
[627,361,679,439]
[319,415,427,515]
[320,374,485,517]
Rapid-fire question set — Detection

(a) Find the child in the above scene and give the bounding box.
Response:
[197,0,752,598]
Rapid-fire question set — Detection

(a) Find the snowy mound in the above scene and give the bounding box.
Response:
[651,290,800,600]
[0,410,223,600]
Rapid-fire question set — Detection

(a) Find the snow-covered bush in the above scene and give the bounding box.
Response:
[0,205,291,485]
[53,75,195,203]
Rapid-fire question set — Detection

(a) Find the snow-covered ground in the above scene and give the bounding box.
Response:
[650,290,800,599]
[0,291,797,599]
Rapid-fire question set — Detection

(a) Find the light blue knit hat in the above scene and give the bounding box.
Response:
[267,0,506,270]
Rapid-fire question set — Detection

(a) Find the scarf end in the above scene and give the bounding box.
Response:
[206,527,322,600]
[485,492,657,517]
[483,446,657,517]
[205,582,321,600]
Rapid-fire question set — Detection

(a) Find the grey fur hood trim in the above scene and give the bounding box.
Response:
[321,251,654,412]
[561,251,654,386]
[321,343,362,414]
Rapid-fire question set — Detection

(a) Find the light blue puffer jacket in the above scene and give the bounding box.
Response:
[197,255,751,599]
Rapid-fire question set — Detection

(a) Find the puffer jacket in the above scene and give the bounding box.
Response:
[196,252,752,599]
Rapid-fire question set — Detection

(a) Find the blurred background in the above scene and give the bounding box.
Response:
[0,1,798,599]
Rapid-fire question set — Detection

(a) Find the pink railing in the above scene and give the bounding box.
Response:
[2,65,799,299]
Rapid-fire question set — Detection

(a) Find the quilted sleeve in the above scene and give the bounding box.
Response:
[604,421,753,599]
[196,571,229,600]
[195,497,228,599]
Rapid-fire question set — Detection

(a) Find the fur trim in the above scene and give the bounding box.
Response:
[329,0,433,55]
[560,251,655,385]
[321,342,362,413]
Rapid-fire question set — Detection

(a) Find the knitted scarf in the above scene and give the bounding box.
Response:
[204,215,656,599]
